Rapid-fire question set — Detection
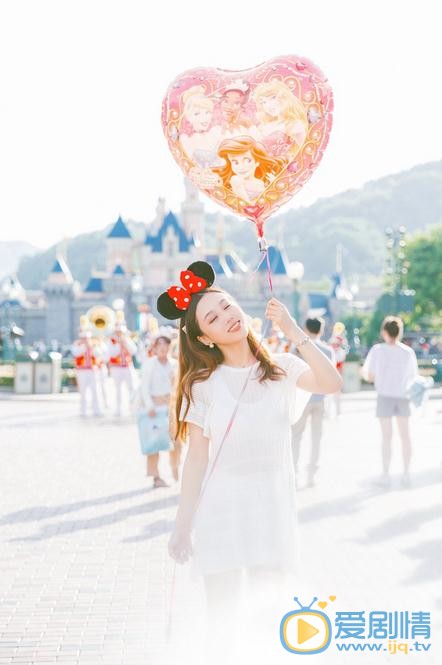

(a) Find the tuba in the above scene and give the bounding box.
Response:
[86,305,116,337]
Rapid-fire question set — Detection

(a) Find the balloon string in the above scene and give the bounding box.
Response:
[264,242,274,293]
[166,237,275,643]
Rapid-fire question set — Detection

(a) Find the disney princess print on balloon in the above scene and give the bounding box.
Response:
[162,55,333,230]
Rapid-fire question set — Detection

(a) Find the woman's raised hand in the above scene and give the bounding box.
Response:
[265,297,296,338]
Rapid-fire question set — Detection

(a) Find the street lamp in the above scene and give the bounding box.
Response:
[384,226,410,311]
[288,261,304,322]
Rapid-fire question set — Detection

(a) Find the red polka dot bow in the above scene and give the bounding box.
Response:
[167,270,208,311]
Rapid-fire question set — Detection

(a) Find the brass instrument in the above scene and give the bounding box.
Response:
[85,305,116,337]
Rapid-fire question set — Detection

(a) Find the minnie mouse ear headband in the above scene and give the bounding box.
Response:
[156,261,216,321]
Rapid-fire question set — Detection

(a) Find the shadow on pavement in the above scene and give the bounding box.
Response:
[5,493,179,542]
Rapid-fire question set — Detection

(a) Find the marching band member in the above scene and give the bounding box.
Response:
[108,310,138,416]
[95,341,110,410]
[328,321,350,416]
[71,316,104,417]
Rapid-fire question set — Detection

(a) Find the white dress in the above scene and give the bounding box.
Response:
[179,352,310,579]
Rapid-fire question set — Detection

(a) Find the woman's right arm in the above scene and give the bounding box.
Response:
[169,423,209,564]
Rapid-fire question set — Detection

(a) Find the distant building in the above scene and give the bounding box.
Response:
[0,182,355,345]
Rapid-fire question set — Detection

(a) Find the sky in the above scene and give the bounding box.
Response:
[0,0,441,248]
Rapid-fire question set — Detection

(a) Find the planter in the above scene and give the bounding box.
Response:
[14,362,34,394]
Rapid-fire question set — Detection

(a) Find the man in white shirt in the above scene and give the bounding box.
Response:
[291,317,336,487]
[362,316,419,488]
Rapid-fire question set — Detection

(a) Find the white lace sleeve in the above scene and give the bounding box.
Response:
[276,352,310,386]
[179,379,210,437]
[275,352,311,424]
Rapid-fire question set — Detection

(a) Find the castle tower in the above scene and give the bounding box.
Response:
[216,212,225,256]
[143,211,198,289]
[106,216,133,273]
[153,197,166,233]
[180,178,205,251]
[43,257,78,343]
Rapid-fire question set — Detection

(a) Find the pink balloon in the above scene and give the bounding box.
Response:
[162,55,333,237]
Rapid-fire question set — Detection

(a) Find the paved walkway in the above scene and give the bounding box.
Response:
[0,386,441,664]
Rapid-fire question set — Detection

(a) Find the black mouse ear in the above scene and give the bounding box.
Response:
[187,261,215,287]
[156,292,185,320]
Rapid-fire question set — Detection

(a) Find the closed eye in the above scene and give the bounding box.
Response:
[209,304,230,324]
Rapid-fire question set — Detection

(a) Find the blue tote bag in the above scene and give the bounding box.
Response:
[137,405,172,455]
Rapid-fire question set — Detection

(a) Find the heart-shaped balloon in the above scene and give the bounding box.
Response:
[161,55,333,236]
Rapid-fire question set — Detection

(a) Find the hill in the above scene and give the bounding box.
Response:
[17,160,442,288]
[220,160,442,279]
[0,241,39,280]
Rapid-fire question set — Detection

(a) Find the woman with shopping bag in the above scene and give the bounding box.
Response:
[137,334,181,488]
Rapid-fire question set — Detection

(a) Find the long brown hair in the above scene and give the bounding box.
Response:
[174,287,287,442]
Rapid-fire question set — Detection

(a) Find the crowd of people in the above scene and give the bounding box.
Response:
[71,304,425,494]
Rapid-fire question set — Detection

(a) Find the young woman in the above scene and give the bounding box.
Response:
[362,316,419,488]
[139,334,180,488]
[157,261,342,661]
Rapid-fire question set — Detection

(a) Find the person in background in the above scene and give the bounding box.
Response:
[94,337,110,410]
[108,311,138,417]
[327,321,349,416]
[362,316,419,489]
[71,316,104,417]
[139,334,181,488]
[291,317,336,487]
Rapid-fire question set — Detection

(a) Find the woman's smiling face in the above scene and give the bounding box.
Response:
[195,291,248,346]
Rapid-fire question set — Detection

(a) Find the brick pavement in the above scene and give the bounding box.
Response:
[0,387,441,664]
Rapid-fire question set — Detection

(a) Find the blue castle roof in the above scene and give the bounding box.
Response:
[257,246,289,275]
[84,277,104,293]
[144,211,192,253]
[0,299,21,307]
[205,254,241,277]
[51,259,64,273]
[308,293,331,316]
[48,257,73,282]
[107,216,131,239]
[113,264,125,275]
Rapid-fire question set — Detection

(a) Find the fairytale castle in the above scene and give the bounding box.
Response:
[1,181,301,345]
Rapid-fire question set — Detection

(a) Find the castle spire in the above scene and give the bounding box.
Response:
[180,178,205,249]
[47,256,73,285]
[216,212,225,255]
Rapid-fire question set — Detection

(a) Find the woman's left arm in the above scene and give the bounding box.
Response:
[266,297,343,394]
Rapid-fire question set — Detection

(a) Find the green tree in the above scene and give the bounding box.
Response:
[405,224,442,327]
